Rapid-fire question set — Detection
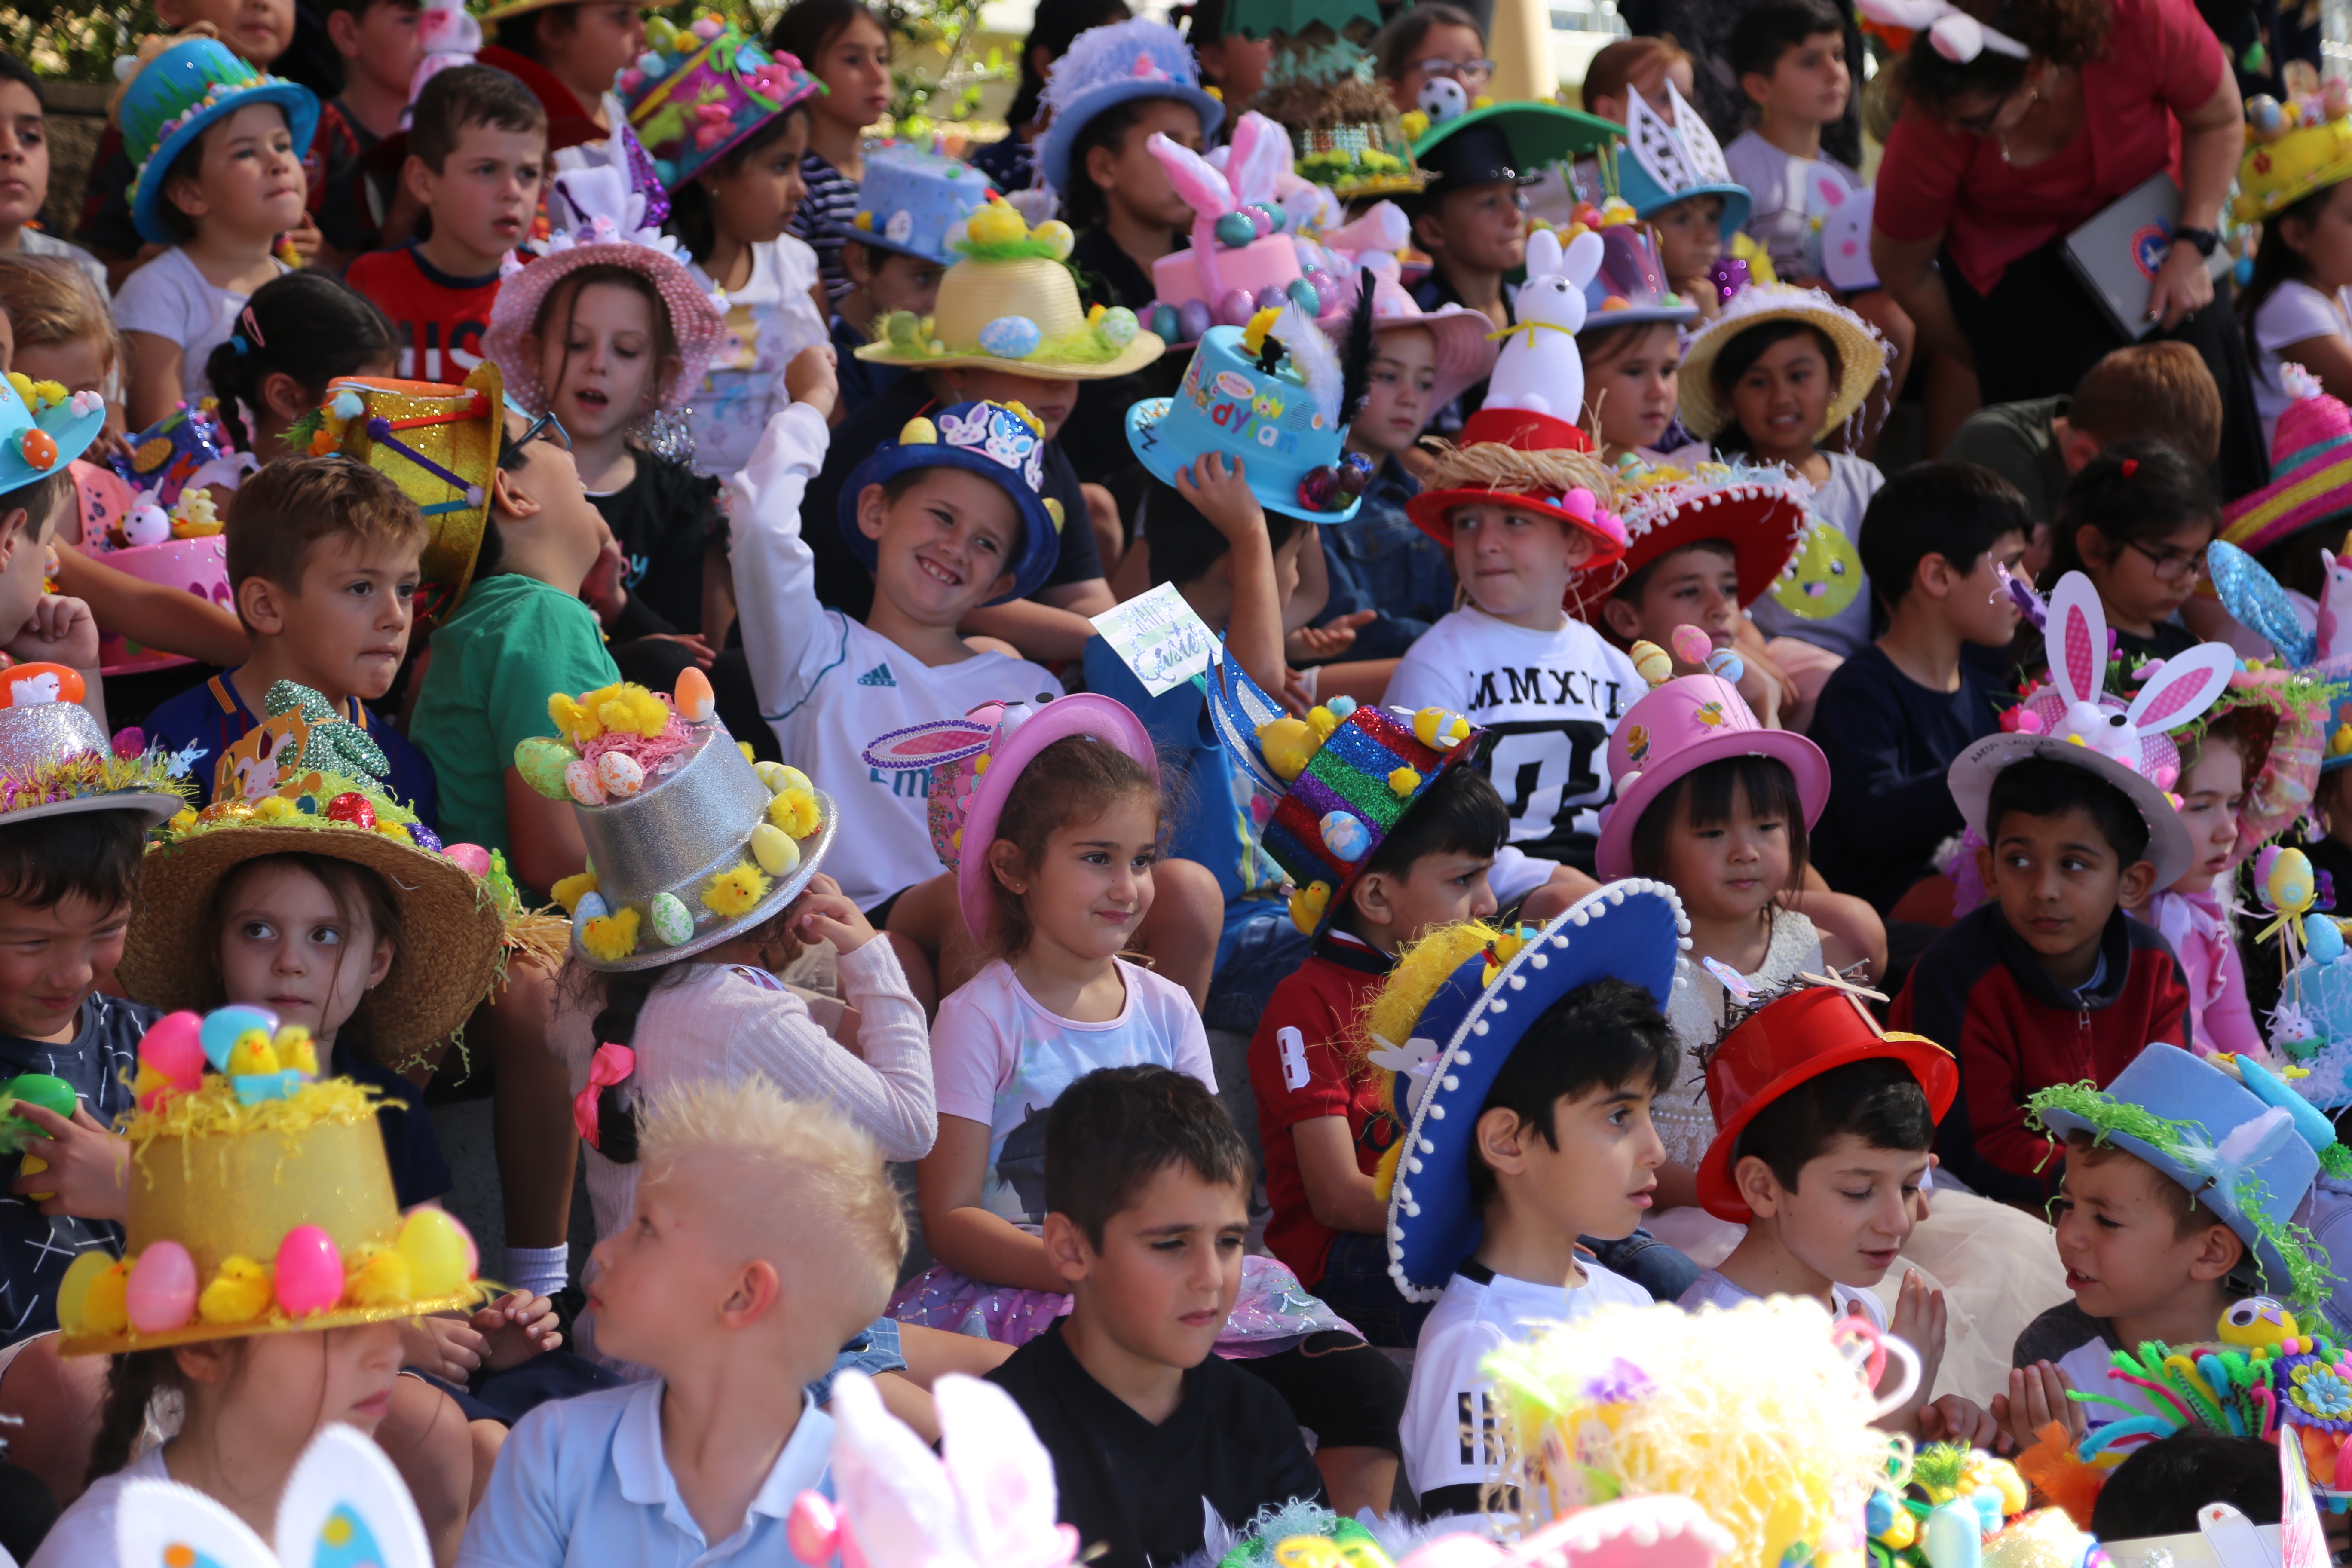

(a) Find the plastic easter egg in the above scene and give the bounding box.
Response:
[2271,847,2317,916]
[751,821,801,877]
[1923,1500,1984,1568]
[1669,624,1713,666]
[1152,304,1182,342]
[1096,306,1139,349]
[574,891,610,924]
[1215,289,1256,329]
[977,315,1042,360]
[1286,279,1321,314]
[397,1208,473,1298]
[2249,94,2288,140]
[566,759,607,807]
[1214,211,1257,248]
[443,842,493,878]
[1866,1493,1897,1538]
[200,1005,277,1070]
[325,792,376,830]
[1255,285,1290,312]
[273,1225,344,1316]
[597,752,647,799]
[17,1151,51,1200]
[788,1492,844,1567]
[1320,810,1373,862]
[2311,913,2348,965]
[1706,648,1746,683]
[407,822,442,853]
[126,1240,198,1334]
[674,665,715,723]
[753,760,793,792]
[518,734,579,795]
[1305,269,1339,312]
[54,1246,112,1332]
[1,1072,76,1151]
[1177,300,1213,342]
[1629,640,1673,687]
[648,891,695,946]
[776,764,813,794]
[1031,219,1075,260]
[1253,202,1287,234]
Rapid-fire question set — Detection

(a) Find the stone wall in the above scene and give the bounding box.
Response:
[37,80,109,242]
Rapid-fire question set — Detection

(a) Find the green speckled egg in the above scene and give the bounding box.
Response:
[648,892,695,947]
[514,736,579,800]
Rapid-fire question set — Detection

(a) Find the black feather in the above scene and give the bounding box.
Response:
[1339,270,1377,424]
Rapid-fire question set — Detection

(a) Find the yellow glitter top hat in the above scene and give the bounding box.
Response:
[285,362,504,626]
[2235,86,2352,222]
[56,1008,483,1356]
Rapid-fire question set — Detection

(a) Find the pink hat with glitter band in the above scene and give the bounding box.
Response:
[861,695,1157,943]
[484,165,729,416]
[2222,364,2352,557]
[1594,672,1828,881]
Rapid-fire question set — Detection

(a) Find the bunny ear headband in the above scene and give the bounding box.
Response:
[1948,570,2237,886]
[1853,0,2030,63]
[117,1422,434,1568]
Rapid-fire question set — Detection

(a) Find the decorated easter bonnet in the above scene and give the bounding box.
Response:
[838,142,1000,264]
[2233,85,2352,223]
[1035,18,1224,195]
[1257,58,1426,199]
[619,15,820,190]
[2223,367,2352,557]
[1404,435,1628,568]
[1128,303,1375,523]
[1694,979,1958,1222]
[1613,79,1750,239]
[114,1423,437,1568]
[0,369,107,496]
[1677,284,1887,442]
[862,694,1155,946]
[529,668,834,971]
[116,33,320,248]
[2186,538,2343,840]
[0,662,190,828]
[1201,649,1476,937]
[838,400,1065,605]
[1582,222,1700,331]
[2032,1044,2340,1309]
[1136,111,1347,347]
[107,395,249,521]
[1595,458,1813,617]
[852,194,1164,378]
[55,1006,484,1355]
[1949,573,2239,888]
[116,683,511,1058]
[1363,881,1686,1300]
[485,165,730,414]
[289,364,504,626]
[1595,667,1830,881]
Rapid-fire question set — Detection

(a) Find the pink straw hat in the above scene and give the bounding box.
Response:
[484,165,730,415]
[1594,672,1829,880]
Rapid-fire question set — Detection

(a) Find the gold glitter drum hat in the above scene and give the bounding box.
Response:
[523,666,836,970]
[55,1007,483,1355]
[285,362,503,626]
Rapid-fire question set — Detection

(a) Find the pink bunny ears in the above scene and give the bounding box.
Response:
[1854,0,2029,61]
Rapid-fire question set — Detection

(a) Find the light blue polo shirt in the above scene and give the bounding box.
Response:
[455,1380,835,1568]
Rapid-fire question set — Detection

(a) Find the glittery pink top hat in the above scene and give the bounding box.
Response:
[1594,669,1829,881]
[484,165,730,415]
[862,694,1156,943]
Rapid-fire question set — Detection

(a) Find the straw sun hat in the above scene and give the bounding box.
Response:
[1675,284,1886,443]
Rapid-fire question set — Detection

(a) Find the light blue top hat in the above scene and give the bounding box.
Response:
[1035,18,1225,195]
[119,37,320,248]
[1614,79,1749,240]
[836,143,1000,265]
[0,374,108,496]
[2032,1044,2346,1310]
[1126,311,1366,523]
[1382,881,1687,1302]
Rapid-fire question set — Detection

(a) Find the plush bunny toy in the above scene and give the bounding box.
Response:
[1482,226,1606,420]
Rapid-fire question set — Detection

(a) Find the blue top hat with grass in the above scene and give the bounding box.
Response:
[838,400,1065,606]
[119,36,319,248]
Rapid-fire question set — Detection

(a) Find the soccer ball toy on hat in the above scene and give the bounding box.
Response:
[618,15,821,191]
[527,666,835,970]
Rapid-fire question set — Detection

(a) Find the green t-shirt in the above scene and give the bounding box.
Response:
[410,573,619,864]
[1944,395,2070,527]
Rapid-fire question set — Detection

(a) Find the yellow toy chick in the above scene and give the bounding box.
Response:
[1289,880,1332,934]
[701,861,770,918]
[225,1032,280,1076]
[197,1256,273,1324]
[1257,716,1322,781]
[550,870,600,915]
[2219,1296,2300,1348]
[344,1245,413,1307]
[765,785,820,837]
[274,1026,319,1076]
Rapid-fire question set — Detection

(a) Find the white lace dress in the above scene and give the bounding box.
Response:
[1655,908,1825,1171]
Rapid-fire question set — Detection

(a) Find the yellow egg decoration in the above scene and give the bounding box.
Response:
[398,1208,474,1298]
[751,821,802,877]
[19,1151,52,1202]
[1257,716,1322,781]
[1629,640,1674,687]
[54,1246,113,1331]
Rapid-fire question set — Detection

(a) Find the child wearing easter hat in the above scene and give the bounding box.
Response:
[620,17,830,479]
[2232,86,2352,441]
[829,143,998,418]
[110,33,317,428]
[1596,75,1751,323]
[1575,222,1704,466]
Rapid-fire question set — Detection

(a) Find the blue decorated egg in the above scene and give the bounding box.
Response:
[1253,202,1286,234]
[1285,279,1320,313]
[649,892,695,947]
[1177,300,1213,342]
[1152,304,1182,342]
[1304,269,1338,311]
[574,891,610,925]
[1320,810,1372,862]
[1214,211,1258,248]
[2310,913,2347,965]
[977,315,1042,359]
[1706,648,1745,683]
[1096,306,1139,349]
[201,1005,279,1071]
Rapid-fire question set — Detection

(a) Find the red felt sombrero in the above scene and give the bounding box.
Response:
[1595,462,1814,618]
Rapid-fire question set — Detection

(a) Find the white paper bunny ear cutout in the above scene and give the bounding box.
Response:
[1664,82,1732,187]
[2045,571,2110,712]
[788,1372,1079,1568]
[116,1424,434,1568]
[1624,81,1733,199]
[1853,0,2030,61]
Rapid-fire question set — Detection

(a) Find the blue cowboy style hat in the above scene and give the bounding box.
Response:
[1035,18,1224,196]
[121,37,320,248]
[838,400,1064,606]
[1385,880,1687,1301]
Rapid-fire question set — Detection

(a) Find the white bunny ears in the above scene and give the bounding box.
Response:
[1853,0,2030,63]
[116,1424,432,1568]
[787,1371,1080,1568]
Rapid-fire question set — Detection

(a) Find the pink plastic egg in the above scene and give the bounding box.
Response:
[787,1492,842,1566]
[1214,288,1255,328]
[273,1225,345,1316]
[126,1240,197,1334]
[1670,624,1714,667]
[443,843,493,878]
[139,1011,206,1090]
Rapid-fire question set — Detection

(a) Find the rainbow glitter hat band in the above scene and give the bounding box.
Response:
[619,15,821,191]
[2224,365,2352,557]
[1204,649,1476,936]
[116,34,320,248]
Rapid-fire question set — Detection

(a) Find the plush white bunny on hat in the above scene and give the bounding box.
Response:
[1483,226,1605,421]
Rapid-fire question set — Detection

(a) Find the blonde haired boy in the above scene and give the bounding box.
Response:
[457,1079,905,1566]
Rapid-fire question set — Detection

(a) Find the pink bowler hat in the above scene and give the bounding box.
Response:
[1594,672,1829,881]
[863,694,1157,943]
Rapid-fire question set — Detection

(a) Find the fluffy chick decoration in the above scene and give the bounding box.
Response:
[197,1256,273,1324]
[701,861,770,918]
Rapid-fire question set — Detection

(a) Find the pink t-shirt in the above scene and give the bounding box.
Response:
[2150,887,2267,1060]
[1873,0,2225,295]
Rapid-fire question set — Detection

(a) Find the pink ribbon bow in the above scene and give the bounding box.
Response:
[574,1042,636,1148]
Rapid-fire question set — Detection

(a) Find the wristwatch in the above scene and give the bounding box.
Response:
[2172,225,2221,257]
